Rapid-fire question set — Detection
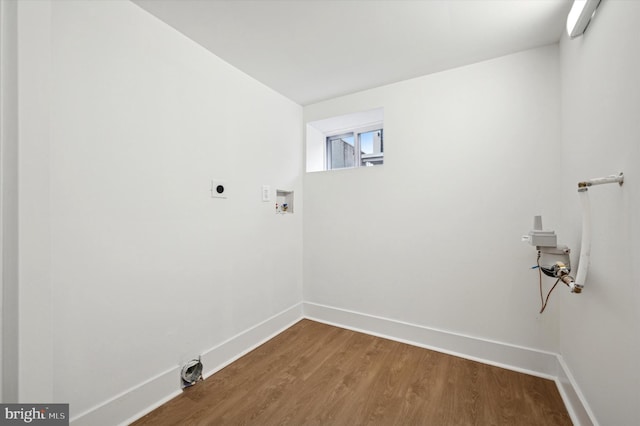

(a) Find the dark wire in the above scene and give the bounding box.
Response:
[537,250,561,314]
[537,251,544,307]
[540,279,561,314]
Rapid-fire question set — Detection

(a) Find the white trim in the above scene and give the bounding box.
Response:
[302,301,597,426]
[71,365,182,426]
[325,122,383,139]
[555,355,598,426]
[70,303,303,426]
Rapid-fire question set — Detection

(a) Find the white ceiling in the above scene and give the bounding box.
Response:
[132,0,572,106]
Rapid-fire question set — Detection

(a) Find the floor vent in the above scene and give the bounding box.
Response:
[180,358,203,389]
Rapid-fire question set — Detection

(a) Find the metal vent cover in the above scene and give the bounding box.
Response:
[181,358,203,388]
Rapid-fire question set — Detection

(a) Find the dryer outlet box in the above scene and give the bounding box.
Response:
[211,180,228,198]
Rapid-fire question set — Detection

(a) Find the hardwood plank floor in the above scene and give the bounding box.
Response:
[132,320,571,425]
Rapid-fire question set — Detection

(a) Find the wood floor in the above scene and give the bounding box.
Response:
[132,320,571,425]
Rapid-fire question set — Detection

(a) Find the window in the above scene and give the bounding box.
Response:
[358,129,384,167]
[326,127,383,170]
[306,108,384,172]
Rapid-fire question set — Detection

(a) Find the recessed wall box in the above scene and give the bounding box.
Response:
[276,190,293,214]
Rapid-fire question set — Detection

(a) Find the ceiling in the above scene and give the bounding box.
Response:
[132,0,572,106]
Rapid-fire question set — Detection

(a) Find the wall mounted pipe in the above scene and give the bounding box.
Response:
[573,188,591,292]
[577,172,624,188]
[572,173,623,292]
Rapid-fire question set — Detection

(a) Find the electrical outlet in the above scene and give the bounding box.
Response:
[211,180,227,199]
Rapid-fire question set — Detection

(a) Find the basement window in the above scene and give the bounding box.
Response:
[326,127,383,169]
[306,108,384,172]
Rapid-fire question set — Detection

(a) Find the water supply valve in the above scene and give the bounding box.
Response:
[538,246,572,279]
[523,215,580,313]
[549,261,570,278]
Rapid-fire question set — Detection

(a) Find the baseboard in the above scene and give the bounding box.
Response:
[555,356,598,426]
[303,301,596,426]
[70,365,182,426]
[70,302,303,426]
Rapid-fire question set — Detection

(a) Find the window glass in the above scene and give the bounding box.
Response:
[360,131,374,154]
[328,134,355,169]
[359,129,383,167]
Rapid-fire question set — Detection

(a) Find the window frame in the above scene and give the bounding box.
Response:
[325,123,384,170]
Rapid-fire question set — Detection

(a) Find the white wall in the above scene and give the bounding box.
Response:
[305,124,325,172]
[559,2,640,425]
[17,0,54,403]
[303,45,562,353]
[1,0,20,403]
[15,0,303,419]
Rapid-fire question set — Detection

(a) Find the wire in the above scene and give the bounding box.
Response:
[540,278,560,314]
[537,251,544,308]
[537,251,564,313]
